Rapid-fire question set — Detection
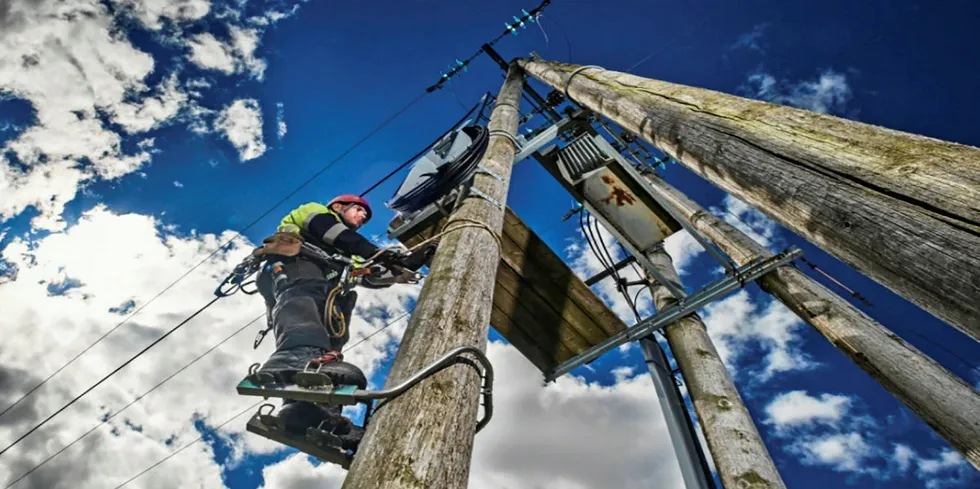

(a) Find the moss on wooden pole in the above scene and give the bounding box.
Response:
[644,248,787,489]
[341,64,525,489]
[515,58,980,342]
[641,170,980,470]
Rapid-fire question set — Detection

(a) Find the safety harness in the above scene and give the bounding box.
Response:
[215,232,423,349]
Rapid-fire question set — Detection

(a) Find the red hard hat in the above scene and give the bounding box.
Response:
[328,194,372,223]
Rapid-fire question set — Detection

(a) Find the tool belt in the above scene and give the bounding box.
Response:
[252,232,304,258]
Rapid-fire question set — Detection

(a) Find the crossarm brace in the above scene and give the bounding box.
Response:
[545,246,803,381]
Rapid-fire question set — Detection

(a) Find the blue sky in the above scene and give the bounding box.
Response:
[0,1,978,488]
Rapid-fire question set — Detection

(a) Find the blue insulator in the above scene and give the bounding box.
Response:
[513,16,526,28]
[523,9,535,22]
[505,22,518,35]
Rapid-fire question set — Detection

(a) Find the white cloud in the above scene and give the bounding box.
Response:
[0,0,169,230]
[111,0,211,30]
[740,69,853,115]
[215,99,266,161]
[700,290,816,380]
[276,102,287,140]
[186,27,266,80]
[729,23,769,53]
[187,32,239,75]
[798,432,875,473]
[764,390,851,430]
[711,194,780,251]
[470,342,685,489]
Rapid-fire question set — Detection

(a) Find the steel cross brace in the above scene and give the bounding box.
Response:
[545,246,803,382]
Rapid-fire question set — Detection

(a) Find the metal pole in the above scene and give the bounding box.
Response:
[640,336,715,489]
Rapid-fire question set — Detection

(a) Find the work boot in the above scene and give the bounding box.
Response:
[338,425,364,452]
[255,347,368,389]
[276,401,348,436]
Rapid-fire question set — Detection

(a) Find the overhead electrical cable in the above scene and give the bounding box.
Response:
[0,297,221,458]
[6,311,411,488]
[107,312,410,489]
[0,91,427,429]
[2,314,264,488]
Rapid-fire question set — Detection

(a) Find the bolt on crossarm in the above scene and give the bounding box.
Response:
[341,63,525,489]
[515,57,980,343]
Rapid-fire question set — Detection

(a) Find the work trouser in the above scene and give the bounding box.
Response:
[255,254,356,372]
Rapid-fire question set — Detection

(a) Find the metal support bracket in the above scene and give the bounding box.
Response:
[475,163,505,182]
[545,246,803,381]
[466,187,503,210]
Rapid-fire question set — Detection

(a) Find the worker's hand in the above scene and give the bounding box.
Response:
[372,248,405,266]
[399,243,437,271]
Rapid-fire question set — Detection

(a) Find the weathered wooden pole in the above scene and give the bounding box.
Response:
[515,58,980,342]
[644,248,787,489]
[341,64,525,489]
[641,170,980,470]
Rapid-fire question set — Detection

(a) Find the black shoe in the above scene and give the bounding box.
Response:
[338,425,364,452]
[277,401,351,436]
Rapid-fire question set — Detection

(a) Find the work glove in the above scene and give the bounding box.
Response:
[399,243,437,271]
[372,248,406,267]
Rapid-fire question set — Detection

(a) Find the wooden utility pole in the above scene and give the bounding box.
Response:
[342,64,525,488]
[516,58,980,342]
[644,248,787,489]
[641,170,980,470]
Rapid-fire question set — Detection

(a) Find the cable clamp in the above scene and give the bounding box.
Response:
[467,187,503,210]
[488,130,521,150]
[475,163,505,182]
[564,65,602,104]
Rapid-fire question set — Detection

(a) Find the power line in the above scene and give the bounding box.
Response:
[0,91,428,428]
[109,313,410,489]
[2,313,264,488]
[6,310,411,488]
[0,297,220,458]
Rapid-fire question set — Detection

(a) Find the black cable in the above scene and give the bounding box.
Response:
[385,122,491,214]
[108,401,262,489]
[0,297,221,458]
[360,94,487,198]
[9,310,412,488]
[3,313,264,488]
[0,91,429,426]
[110,312,410,489]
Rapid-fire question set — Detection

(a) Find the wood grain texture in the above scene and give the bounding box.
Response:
[342,64,525,489]
[392,205,628,373]
[642,171,980,470]
[645,249,787,489]
[517,58,980,342]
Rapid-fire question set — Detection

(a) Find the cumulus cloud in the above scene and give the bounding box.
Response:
[701,290,817,381]
[0,0,162,230]
[711,194,781,252]
[763,389,977,488]
[0,206,264,488]
[186,26,267,80]
[111,0,211,30]
[764,390,851,431]
[215,99,267,161]
[739,69,853,115]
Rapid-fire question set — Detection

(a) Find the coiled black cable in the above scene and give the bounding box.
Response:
[386,124,490,214]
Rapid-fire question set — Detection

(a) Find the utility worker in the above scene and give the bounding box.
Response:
[251,194,431,452]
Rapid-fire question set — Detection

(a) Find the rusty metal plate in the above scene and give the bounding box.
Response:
[581,166,672,251]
